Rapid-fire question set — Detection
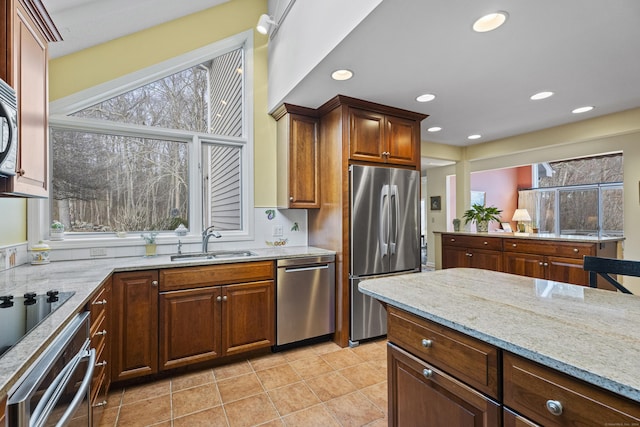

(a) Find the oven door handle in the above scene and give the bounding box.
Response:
[55,348,96,427]
[31,347,95,427]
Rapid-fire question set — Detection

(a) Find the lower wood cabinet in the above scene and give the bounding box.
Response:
[89,278,112,424]
[441,234,503,272]
[112,270,159,382]
[388,342,500,427]
[112,261,275,382]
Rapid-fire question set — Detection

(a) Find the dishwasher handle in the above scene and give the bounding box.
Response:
[283,264,330,273]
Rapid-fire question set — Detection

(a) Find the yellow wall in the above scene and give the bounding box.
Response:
[48,0,276,207]
[424,107,640,293]
[0,199,27,244]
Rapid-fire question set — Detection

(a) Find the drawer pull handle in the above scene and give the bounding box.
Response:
[92,299,107,305]
[466,253,472,257]
[422,369,433,379]
[94,330,107,337]
[95,360,107,367]
[421,339,433,348]
[93,400,108,408]
[546,400,563,416]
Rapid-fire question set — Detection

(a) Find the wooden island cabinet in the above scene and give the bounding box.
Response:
[438,232,621,288]
[359,269,640,427]
[111,261,275,382]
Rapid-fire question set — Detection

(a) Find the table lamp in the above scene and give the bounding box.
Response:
[512,209,531,233]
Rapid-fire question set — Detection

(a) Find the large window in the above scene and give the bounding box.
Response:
[48,34,252,238]
[519,154,623,237]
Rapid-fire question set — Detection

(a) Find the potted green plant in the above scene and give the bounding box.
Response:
[50,221,65,241]
[141,232,158,256]
[462,204,502,232]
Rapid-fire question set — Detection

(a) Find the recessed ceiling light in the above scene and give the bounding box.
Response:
[416,93,436,103]
[331,69,353,81]
[427,126,442,132]
[473,12,508,32]
[468,134,482,140]
[530,91,554,100]
[572,106,594,114]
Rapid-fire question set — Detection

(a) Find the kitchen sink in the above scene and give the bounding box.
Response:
[170,250,257,261]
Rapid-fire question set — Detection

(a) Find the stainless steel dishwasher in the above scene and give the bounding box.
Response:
[276,255,335,346]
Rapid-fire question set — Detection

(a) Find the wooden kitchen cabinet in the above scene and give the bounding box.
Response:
[88,278,112,424]
[503,352,640,426]
[388,342,500,427]
[272,104,320,208]
[111,270,159,382]
[0,0,61,197]
[158,261,275,371]
[441,234,503,272]
[348,107,420,166]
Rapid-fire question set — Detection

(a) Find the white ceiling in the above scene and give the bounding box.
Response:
[41,0,640,165]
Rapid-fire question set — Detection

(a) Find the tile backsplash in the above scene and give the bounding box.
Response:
[0,243,27,272]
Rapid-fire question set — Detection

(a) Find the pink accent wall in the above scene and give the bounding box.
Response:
[449,166,532,232]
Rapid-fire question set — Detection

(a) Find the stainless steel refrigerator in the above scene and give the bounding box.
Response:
[349,164,421,345]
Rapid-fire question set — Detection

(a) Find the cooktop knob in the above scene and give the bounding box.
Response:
[0,295,14,308]
[24,292,37,306]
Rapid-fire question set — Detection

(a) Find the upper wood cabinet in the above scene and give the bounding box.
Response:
[0,0,61,197]
[273,104,320,209]
[349,107,420,166]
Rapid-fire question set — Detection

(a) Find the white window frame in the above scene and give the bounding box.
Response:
[30,30,255,249]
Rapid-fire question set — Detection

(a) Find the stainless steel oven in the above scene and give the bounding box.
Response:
[7,312,95,427]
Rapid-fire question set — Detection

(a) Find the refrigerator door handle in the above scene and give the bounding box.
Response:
[379,184,389,256]
[390,184,399,255]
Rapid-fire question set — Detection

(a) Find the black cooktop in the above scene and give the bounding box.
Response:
[0,290,75,356]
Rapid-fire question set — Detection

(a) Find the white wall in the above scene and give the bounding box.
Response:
[266,0,382,111]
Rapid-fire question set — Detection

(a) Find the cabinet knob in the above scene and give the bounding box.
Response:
[539,262,544,266]
[544,262,549,266]
[92,299,107,305]
[483,241,488,245]
[223,295,228,301]
[450,238,455,242]
[421,339,432,348]
[512,243,517,247]
[152,280,158,287]
[546,399,563,416]
[422,368,434,379]
[95,360,108,367]
[573,248,579,253]
[216,296,222,302]
[289,196,294,201]
[94,329,107,337]
[17,169,25,176]
[466,253,472,257]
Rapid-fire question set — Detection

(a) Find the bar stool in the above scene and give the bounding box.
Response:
[583,256,639,295]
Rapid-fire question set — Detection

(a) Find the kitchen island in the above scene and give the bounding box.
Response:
[360,268,640,425]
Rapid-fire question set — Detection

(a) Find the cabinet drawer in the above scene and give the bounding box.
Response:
[89,284,109,321]
[387,306,499,398]
[503,352,640,425]
[90,312,107,353]
[160,260,275,291]
[504,239,594,258]
[442,234,502,251]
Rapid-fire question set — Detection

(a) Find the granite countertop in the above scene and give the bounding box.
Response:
[0,245,334,397]
[433,230,624,242]
[359,268,640,403]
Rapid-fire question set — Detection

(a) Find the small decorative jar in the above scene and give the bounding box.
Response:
[174,224,188,237]
[50,221,65,241]
[30,241,51,265]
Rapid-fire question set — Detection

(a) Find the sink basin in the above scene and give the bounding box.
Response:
[170,250,257,261]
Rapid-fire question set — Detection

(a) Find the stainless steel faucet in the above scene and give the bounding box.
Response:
[202,226,222,253]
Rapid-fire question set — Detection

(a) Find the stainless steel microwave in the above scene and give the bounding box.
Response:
[0,77,18,177]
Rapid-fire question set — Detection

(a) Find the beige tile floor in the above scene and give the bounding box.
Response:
[99,339,388,427]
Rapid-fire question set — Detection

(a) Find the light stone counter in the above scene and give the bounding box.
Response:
[359,268,640,403]
[432,230,624,243]
[0,246,334,397]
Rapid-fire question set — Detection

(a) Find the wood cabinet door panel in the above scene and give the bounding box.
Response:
[468,249,503,272]
[160,287,222,370]
[222,280,274,356]
[442,246,469,269]
[504,352,640,426]
[349,108,385,162]
[388,307,499,398]
[389,343,500,427]
[503,253,546,279]
[442,234,503,251]
[503,408,540,427]
[546,256,589,286]
[289,114,320,207]
[385,114,418,165]
[112,271,158,381]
